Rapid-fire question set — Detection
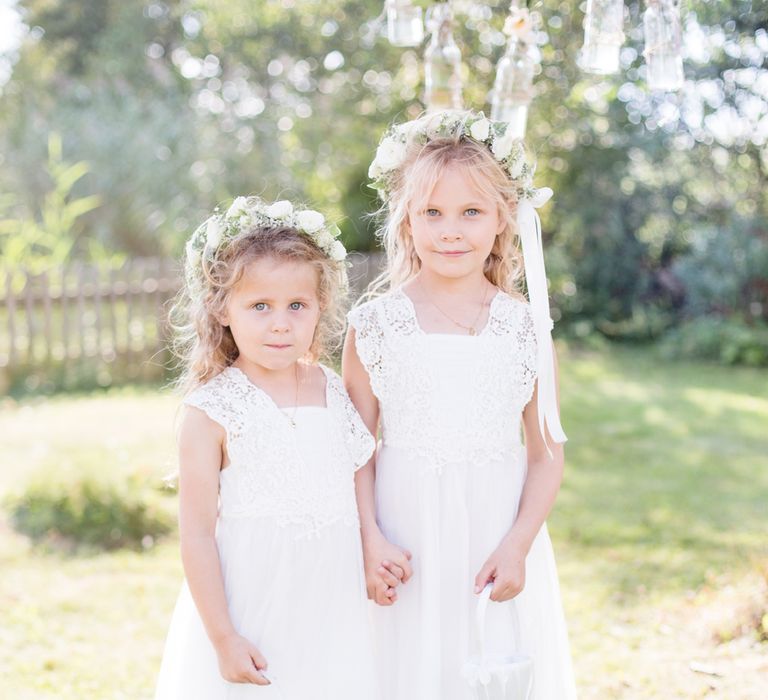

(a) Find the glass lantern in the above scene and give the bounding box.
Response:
[490,8,540,139]
[643,0,684,91]
[579,0,625,75]
[386,0,424,48]
[423,3,463,111]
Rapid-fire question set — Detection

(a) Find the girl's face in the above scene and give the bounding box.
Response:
[407,164,505,281]
[222,256,321,373]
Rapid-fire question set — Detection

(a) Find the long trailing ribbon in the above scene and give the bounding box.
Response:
[517,187,567,450]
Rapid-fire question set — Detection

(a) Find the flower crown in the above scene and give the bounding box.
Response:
[368,109,551,207]
[185,196,348,285]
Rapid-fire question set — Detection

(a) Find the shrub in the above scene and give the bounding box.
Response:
[658,317,768,367]
[5,470,175,551]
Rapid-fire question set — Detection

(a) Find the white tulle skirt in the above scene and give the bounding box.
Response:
[371,444,577,700]
[154,518,378,700]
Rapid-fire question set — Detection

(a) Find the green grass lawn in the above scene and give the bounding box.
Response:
[1,346,766,699]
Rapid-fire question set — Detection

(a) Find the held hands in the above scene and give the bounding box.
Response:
[474,536,528,603]
[363,530,413,606]
[214,632,270,685]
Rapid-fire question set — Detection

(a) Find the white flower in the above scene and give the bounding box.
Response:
[529,186,553,208]
[469,117,490,142]
[226,196,248,219]
[368,159,384,179]
[296,209,325,233]
[313,228,335,249]
[490,128,516,161]
[373,136,407,172]
[205,217,222,249]
[265,200,294,219]
[329,239,347,262]
[424,111,448,137]
[394,120,418,142]
[508,156,524,179]
[185,240,200,266]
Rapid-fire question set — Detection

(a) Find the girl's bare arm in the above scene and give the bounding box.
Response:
[178,407,269,685]
[342,328,413,605]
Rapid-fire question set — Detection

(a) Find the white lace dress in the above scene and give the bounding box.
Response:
[154,365,379,700]
[348,289,577,700]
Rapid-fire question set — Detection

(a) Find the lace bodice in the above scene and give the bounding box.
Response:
[184,365,374,537]
[348,288,537,471]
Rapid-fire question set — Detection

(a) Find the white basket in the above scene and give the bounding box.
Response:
[462,584,534,700]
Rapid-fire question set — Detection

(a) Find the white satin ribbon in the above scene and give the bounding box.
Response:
[517,187,567,450]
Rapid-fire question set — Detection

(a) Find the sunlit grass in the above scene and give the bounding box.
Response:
[1,346,766,698]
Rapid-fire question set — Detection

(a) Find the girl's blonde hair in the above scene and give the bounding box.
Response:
[369,136,526,299]
[171,225,347,394]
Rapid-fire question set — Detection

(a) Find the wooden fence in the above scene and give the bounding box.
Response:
[0,253,383,394]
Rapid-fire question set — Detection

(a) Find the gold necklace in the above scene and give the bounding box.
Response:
[417,279,490,336]
[286,363,300,428]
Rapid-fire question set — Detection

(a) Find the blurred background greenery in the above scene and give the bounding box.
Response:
[0,0,766,394]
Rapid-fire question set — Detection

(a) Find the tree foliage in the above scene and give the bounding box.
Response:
[0,0,766,340]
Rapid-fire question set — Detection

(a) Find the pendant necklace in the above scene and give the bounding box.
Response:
[418,279,490,336]
[286,363,300,428]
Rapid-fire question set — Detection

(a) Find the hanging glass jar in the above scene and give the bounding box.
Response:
[490,5,540,139]
[579,0,625,75]
[386,0,424,48]
[424,3,463,111]
[643,0,684,91]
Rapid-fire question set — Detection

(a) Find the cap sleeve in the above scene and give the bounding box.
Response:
[183,371,246,443]
[323,367,376,470]
[347,301,387,398]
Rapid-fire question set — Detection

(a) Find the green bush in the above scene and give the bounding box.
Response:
[5,470,175,551]
[658,317,768,367]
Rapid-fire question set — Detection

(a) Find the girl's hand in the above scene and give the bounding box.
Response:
[214,632,270,685]
[363,530,413,606]
[473,537,527,602]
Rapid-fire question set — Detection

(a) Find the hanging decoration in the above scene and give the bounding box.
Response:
[643,0,684,91]
[579,0,625,75]
[490,2,541,139]
[424,3,464,111]
[386,0,424,48]
[373,0,687,133]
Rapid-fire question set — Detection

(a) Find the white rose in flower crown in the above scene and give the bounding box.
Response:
[394,120,419,143]
[374,137,407,172]
[265,200,294,219]
[186,240,200,266]
[424,111,447,137]
[368,159,383,179]
[296,209,325,234]
[329,239,347,262]
[491,128,516,161]
[226,196,248,219]
[205,217,223,249]
[469,118,491,142]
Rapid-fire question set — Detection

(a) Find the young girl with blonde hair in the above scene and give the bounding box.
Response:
[343,110,577,699]
[155,197,378,699]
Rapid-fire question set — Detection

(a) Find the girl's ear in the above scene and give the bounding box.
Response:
[403,213,412,236]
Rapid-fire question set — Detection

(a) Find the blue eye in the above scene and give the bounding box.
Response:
[425,208,440,217]
[465,208,480,216]
[290,302,304,311]
[253,302,267,311]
